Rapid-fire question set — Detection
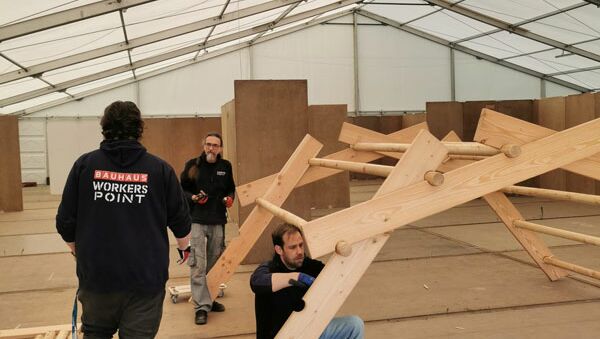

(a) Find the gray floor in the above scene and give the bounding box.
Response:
[1,182,600,338]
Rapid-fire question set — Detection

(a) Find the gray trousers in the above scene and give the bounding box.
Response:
[189,223,224,312]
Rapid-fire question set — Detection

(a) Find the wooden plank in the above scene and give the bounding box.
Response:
[206,135,322,300]
[565,93,596,194]
[236,122,428,207]
[0,324,76,339]
[536,96,566,191]
[483,192,567,281]
[307,105,350,209]
[303,112,600,258]
[0,115,23,212]
[426,101,463,140]
[277,129,448,338]
[474,108,600,181]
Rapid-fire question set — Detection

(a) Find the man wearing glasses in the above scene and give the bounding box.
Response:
[180,132,236,325]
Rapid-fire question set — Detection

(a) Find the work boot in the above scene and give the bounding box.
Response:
[211,301,225,312]
[195,310,207,325]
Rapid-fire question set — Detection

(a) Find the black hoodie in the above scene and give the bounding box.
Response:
[56,139,191,293]
[180,153,235,225]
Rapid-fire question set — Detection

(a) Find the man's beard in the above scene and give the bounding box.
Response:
[206,152,217,163]
[284,255,304,269]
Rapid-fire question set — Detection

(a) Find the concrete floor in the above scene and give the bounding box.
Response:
[1,182,600,338]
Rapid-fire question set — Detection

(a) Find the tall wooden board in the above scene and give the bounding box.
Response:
[0,116,23,212]
[463,101,495,141]
[229,80,311,264]
[565,93,596,194]
[536,96,566,191]
[307,105,350,209]
[426,101,463,140]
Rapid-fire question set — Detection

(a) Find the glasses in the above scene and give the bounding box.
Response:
[205,143,221,149]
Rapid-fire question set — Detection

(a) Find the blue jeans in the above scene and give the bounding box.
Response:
[320,316,364,339]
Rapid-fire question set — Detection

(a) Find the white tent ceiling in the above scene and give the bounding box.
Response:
[1,0,599,115]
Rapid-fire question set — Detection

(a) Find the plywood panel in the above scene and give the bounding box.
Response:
[463,101,495,141]
[232,80,310,264]
[402,113,427,128]
[140,117,221,178]
[0,116,23,212]
[426,101,463,140]
[307,105,350,209]
[495,100,534,123]
[536,96,566,191]
[596,93,600,195]
[565,93,596,194]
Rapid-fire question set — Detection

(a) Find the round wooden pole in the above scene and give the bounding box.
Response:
[514,220,600,247]
[255,198,307,228]
[500,144,521,158]
[502,186,600,206]
[309,158,392,177]
[335,241,352,257]
[424,171,444,186]
[544,256,600,280]
[352,141,504,156]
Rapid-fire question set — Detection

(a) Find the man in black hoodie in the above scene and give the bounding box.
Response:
[180,132,236,325]
[56,101,191,338]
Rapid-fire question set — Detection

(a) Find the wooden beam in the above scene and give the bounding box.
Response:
[442,130,566,281]
[544,256,600,280]
[0,324,79,339]
[255,198,307,228]
[236,122,428,206]
[303,114,600,258]
[514,220,600,246]
[308,158,392,177]
[502,186,600,206]
[277,129,448,338]
[484,192,567,280]
[206,135,322,300]
[353,141,504,156]
[474,108,600,181]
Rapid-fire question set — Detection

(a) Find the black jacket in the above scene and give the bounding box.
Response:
[250,255,325,339]
[56,140,191,293]
[180,153,235,225]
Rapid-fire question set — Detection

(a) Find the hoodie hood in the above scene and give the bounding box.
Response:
[100,139,147,167]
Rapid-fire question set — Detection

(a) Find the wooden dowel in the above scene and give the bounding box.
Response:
[502,186,600,206]
[500,143,521,158]
[424,171,444,186]
[514,220,600,247]
[255,198,307,228]
[309,158,392,177]
[448,154,488,161]
[352,141,502,156]
[544,256,600,280]
[335,241,352,257]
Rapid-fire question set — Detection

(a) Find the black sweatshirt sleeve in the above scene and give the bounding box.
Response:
[179,159,196,203]
[225,161,236,201]
[56,161,80,243]
[165,164,192,238]
[250,262,273,294]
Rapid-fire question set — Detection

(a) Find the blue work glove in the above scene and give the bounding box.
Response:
[297,273,315,287]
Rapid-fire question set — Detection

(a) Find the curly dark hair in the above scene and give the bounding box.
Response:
[100,101,144,140]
